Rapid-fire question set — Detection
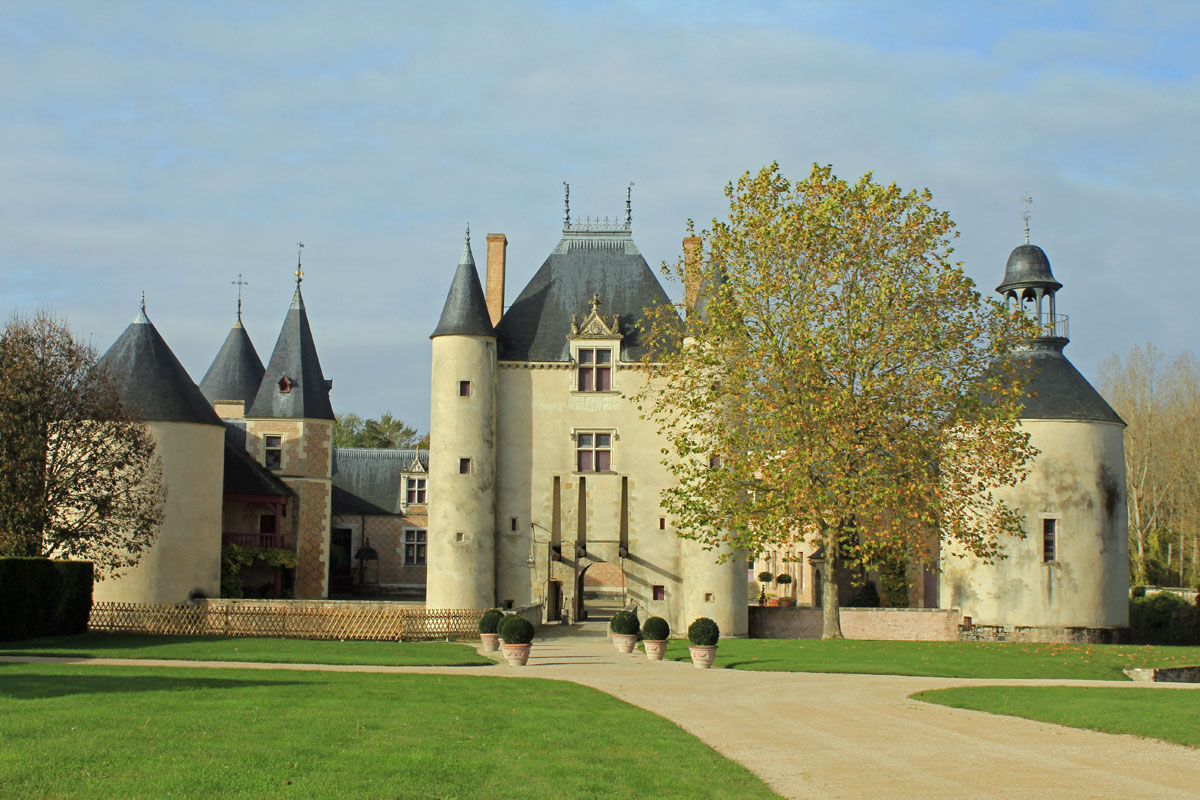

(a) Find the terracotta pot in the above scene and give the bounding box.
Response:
[611,633,638,654]
[777,597,796,608]
[689,645,717,669]
[479,633,500,652]
[765,598,780,607]
[643,640,668,661]
[502,643,531,666]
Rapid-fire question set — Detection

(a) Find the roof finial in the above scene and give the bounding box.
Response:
[1021,193,1033,244]
[294,242,305,287]
[465,223,470,246]
[589,292,601,314]
[140,290,146,314]
[231,273,248,321]
[626,182,634,229]
[563,182,571,229]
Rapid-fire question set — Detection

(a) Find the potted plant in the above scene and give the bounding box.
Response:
[497,614,535,666]
[478,608,504,652]
[641,616,670,660]
[609,609,640,654]
[775,574,794,607]
[757,571,773,606]
[687,616,720,669]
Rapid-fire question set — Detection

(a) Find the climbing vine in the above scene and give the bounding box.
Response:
[220,545,298,598]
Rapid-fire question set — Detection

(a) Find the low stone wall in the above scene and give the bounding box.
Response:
[1125,665,1200,683]
[750,607,960,641]
[959,624,1128,644]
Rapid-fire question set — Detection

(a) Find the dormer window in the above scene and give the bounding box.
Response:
[278,376,293,393]
[577,348,612,392]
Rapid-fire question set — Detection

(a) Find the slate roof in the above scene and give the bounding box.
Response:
[331,447,429,515]
[247,286,335,421]
[431,236,495,339]
[1009,342,1124,425]
[199,321,265,409]
[223,424,291,497]
[96,307,223,426]
[494,223,677,362]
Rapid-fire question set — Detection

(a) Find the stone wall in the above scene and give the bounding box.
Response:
[750,606,961,641]
[958,624,1127,644]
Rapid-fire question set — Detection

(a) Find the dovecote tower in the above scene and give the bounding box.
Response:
[426,229,498,609]
[94,301,226,603]
[941,242,1129,635]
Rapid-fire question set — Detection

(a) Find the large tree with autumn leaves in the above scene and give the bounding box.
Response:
[639,163,1037,638]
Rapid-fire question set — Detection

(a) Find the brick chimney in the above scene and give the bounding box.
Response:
[682,235,703,310]
[485,233,507,327]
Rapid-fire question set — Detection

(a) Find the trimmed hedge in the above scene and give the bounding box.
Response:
[498,614,535,645]
[479,608,505,634]
[1129,593,1200,645]
[609,610,640,636]
[687,616,720,646]
[642,616,670,641]
[0,557,93,642]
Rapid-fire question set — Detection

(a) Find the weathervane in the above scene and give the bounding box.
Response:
[294,242,305,287]
[625,182,634,229]
[1021,194,1033,244]
[231,273,248,321]
[465,223,470,246]
[140,290,146,314]
[563,182,571,229]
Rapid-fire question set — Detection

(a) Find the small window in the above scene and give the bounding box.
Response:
[278,376,293,393]
[576,348,612,392]
[704,592,715,603]
[459,458,471,475]
[258,514,277,535]
[1043,518,1058,562]
[405,477,427,505]
[264,435,282,469]
[404,529,427,566]
[576,432,612,472]
[658,517,666,530]
[510,517,519,532]
[455,532,465,543]
[709,454,723,469]
[459,380,471,397]
[652,585,665,601]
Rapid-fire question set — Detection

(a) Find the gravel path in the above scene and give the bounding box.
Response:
[4,623,1199,800]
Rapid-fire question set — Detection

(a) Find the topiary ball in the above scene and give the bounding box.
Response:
[498,614,535,645]
[775,574,793,585]
[642,616,670,641]
[757,571,774,584]
[479,608,505,634]
[687,616,720,646]
[609,609,641,636]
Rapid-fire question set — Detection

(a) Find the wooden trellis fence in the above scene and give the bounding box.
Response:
[89,601,488,641]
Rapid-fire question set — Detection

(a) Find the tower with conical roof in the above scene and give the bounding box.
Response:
[244,259,336,599]
[940,241,1129,636]
[426,229,499,609]
[199,303,265,419]
[93,301,226,604]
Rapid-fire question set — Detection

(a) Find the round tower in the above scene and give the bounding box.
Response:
[681,539,748,637]
[426,230,498,609]
[941,242,1129,634]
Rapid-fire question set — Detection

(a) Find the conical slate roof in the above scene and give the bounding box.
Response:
[247,287,335,420]
[199,320,265,409]
[431,234,495,339]
[1009,342,1124,425]
[96,306,223,426]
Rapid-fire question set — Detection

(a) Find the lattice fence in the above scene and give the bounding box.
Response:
[89,601,487,641]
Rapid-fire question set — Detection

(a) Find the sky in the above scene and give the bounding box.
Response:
[3,1,1198,432]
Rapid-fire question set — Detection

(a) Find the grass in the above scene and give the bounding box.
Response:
[913,685,1200,748]
[0,633,492,666]
[0,663,780,799]
[663,638,1200,680]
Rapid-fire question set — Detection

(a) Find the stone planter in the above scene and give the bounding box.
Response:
[689,645,717,669]
[479,633,500,652]
[611,633,639,654]
[502,643,531,667]
[643,640,668,661]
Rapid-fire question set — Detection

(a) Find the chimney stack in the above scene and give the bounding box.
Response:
[682,236,703,310]
[485,233,507,327]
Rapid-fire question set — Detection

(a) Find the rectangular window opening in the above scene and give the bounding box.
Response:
[404,529,427,566]
[264,435,282,469]
[458,380,471,397]
[576,348,613,392]
[510,517,519,532]
[704,592,715,603]
[459,458,471,475]
[658,517,666,530]
[455,532,465,543]
[576,431,613,473]
[1043,518,1058,563]
[652,585,665,601]
[405,477,427,504]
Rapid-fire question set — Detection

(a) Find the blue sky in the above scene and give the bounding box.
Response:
[3,1,1198,430]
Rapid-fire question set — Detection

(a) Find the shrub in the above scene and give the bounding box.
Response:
[609,609,640,636]
[0,558,92,641]
[687,616,720,646]
[775,574,792,585]
[1131,585,1147,598]
[479,608,505,634]
[1130,593,1200,645]
[845,580,881,608]
[642,616,670,641]
[757,571,773,584]
[498,614,535,645]
[54,561,94,635]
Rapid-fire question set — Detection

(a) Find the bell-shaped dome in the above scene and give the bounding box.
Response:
[997,243,1062,293]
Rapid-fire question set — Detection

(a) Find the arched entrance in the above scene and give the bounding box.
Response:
[575,559,625,623]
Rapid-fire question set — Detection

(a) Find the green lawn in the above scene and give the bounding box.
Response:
[913,685,1200,748]
[0,663,780,799]
[663,638,1200,680]
[0,633,491,666]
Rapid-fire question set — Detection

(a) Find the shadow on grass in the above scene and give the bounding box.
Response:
[0,667,303,700]
[0,633,228,653]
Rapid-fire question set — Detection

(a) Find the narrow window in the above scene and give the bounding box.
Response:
[264,435,282,469]
[658,517,666,530]
[404,529,427,566]
[1043,518,1058,562]
[510,517,518,532]
[405,477,427,504]
[459,457,471,475]
[576,348,613,392]
[652,585,665,601]
[458,380,471,397]
[576,432,612,472]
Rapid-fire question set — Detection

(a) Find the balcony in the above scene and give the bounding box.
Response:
[1021,311,1068,340]
[223,531,286,549]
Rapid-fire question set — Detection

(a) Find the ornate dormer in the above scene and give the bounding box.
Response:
[569,293,622,393]
[569,293,622,341]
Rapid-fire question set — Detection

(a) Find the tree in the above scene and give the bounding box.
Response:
[639,163,1036,638]
[334,412,428,449]
[0,313,164,577]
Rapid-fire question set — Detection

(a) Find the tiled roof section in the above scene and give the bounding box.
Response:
[199,321,265,409]
[331,447,429,515]
[96,307,223,426]
[222,425,291,497]
[247,287,335,420]
[495,223,677,362]
[431,237,495,339]
[1009,342,1124,425]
